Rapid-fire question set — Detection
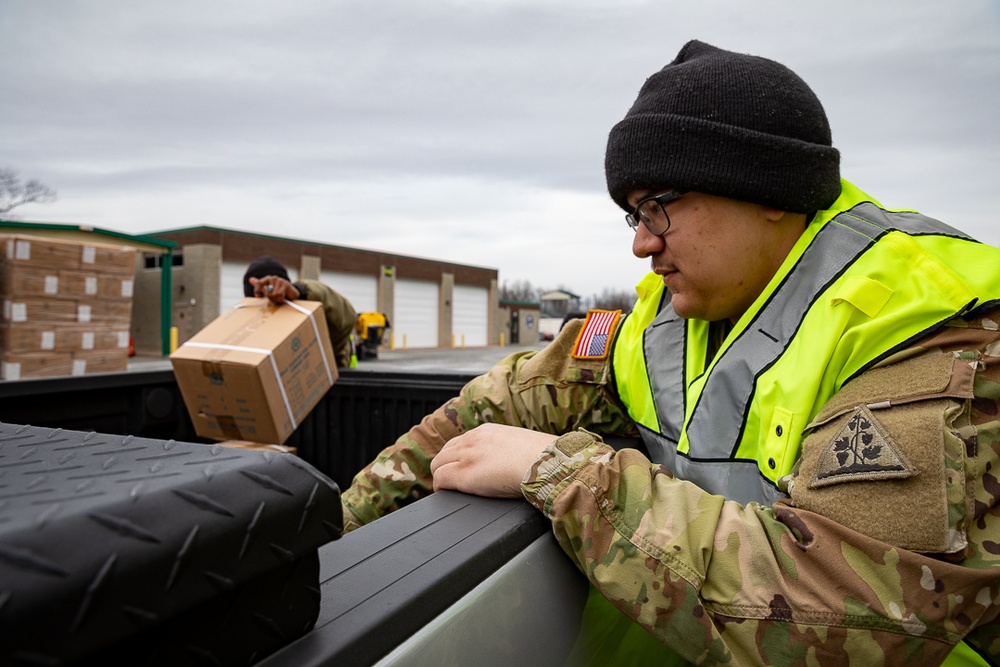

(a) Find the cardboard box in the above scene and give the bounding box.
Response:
[3,235,81,270]
[83,299,133,326]
[0,323,103,353]
[80,241,136,275]
[56,271,134,301]
[2,298,79,324]
[170,298,337,444]
[0,347,127,379]
[0,324,57,352]
[95,329,131,350]
[0,266,61,298]
[1,233,137,274]
[57,270,100,298]
[73,348,129,374]
[99,274,135,300]
[0,352,75,380]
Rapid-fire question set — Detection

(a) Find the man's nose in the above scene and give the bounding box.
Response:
[632,222,665,258]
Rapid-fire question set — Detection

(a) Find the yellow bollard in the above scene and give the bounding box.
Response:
[403,334,408,350]
[170,326,179,353]
[461,334,466,349]
[451,333,456,349]
[500,333,505,347]
[391,333,396,350]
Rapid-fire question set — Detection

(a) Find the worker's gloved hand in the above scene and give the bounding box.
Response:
[249,276,300,304]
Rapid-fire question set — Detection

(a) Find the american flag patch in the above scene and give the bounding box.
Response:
[571,309,622,360]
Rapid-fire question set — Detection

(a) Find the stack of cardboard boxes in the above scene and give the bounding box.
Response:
[0,234,137,380]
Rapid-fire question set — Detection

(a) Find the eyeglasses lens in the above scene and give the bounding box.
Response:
[637,201,667,235]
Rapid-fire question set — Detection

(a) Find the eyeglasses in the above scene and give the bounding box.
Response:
[625,190,686,236]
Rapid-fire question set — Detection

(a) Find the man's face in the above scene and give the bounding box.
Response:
[628,190,804,323]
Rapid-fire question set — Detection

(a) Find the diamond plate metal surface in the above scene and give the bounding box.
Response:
[0,423,341,665]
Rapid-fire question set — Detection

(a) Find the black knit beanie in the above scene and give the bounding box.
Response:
[606,40,841,214]
[243,256,290,297]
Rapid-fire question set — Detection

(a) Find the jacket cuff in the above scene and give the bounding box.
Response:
[521,429,606,514]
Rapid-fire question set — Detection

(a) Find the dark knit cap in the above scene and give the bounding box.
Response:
[243,256,290,297]
[605,40,841,214]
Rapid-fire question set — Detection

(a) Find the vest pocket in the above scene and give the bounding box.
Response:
[790,351,975,554]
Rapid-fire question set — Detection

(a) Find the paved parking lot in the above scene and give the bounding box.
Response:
[353,342,547,374]
[130,342,548,376]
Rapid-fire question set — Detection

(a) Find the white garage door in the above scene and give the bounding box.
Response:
[320,270,378,314]
[394,279,439,348]
[220,261,301,314]
[452,285,488,347]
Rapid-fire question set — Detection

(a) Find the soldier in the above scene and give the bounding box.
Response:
[243,256,357,368]
[343,41,1000,665]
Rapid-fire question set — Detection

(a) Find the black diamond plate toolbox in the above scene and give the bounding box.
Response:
[0,423,342,666]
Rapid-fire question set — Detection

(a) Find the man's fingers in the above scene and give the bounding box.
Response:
[250,276,292,303]
[431,460,460,492]
[430,435,467,475]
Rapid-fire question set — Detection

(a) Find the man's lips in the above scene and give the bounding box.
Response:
[655,266,678,280]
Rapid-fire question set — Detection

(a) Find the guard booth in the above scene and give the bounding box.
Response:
[498,298,540,344]
[538,289,581,340]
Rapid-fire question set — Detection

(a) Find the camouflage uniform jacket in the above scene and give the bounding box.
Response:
[298,278,356,368]
[527,309,1000,665]
[342,308,1000,664]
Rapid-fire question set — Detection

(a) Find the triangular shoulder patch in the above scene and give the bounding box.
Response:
[808,404,918,489]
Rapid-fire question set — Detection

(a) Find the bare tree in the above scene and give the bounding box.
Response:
[0,168,57,215]
[588,287,636,313]
[500,279,540,302]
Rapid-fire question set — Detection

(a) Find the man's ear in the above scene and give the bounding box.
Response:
[763,207,809,231]
[762,206,788,221]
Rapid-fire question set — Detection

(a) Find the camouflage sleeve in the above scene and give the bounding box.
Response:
[521,311,1000,664]
[299,278,357,367]
[341,318,636,531]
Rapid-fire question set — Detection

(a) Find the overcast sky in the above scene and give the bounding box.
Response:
[3,1,998,299]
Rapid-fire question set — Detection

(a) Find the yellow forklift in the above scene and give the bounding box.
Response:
[355,312,389,360]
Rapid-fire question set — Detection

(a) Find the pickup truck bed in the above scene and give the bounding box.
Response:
[261,491,586,666]
[0,369,590,665]
[0,367,475,492]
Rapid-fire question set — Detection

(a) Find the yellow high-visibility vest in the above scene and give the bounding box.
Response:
[615,179,1000,503]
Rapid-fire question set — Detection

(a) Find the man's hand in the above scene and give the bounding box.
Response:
[430,423,557,498]
[249,275,300,304]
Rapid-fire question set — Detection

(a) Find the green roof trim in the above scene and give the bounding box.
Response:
[0,219,177,251]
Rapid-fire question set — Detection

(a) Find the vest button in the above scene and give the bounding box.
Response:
[768,458,776,469]
[775,425,783,437]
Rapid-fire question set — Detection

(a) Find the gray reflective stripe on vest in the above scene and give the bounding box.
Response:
[639,203,969,505]
[643,304,686,442]
[639,425,787,506]
[858,205,974,241]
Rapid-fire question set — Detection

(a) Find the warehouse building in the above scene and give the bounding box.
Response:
[140,226,501,356]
